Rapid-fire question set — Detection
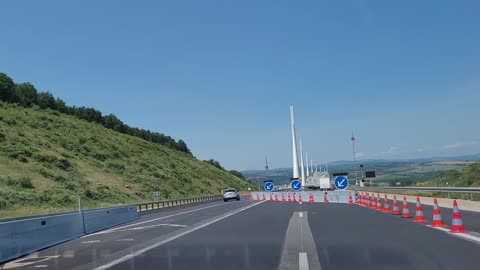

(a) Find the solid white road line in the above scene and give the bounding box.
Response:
[429,226,480,244]
[81,240,100,244]
[92,201,266,270]
[87,202,228,236]
[123,223,187,231]
[117,239,134,242]
[299,253,309,270]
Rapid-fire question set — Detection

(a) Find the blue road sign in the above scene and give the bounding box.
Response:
[291,179,302,191]
[334,176,349,190]
[264,182,274,192]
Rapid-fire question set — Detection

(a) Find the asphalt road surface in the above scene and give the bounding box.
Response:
[2,200,480,270]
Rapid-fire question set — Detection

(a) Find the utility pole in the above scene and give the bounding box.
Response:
[265,155,269,182]
[351,132,358,185]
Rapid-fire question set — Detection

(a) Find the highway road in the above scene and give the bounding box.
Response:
[2,199,480,270]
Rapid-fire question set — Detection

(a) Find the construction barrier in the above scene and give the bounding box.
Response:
[250,191,356,204]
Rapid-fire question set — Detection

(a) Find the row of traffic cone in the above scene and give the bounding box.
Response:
[250,191,355,205]
[357,192,467,233]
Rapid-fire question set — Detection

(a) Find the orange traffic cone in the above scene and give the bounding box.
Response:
[282,193,286,202]
[324,192,329,203]
[347,193,353,205]
[269,193,273,201]
[369,194,377,209]
[401,196,411,218]
[309,192,315,204]
[450,200,467,233]
[376,194,382,210]
[287,193,291,202]
[255,193,259,201]
[431,198,447,228]
[292,193,297,202]
[414,196,427,223]
[391,195,401,215]
[383,194,391,213]
[298,193,303,204]
[262,193,266,201]
[357,193,362,205]
[249,193,253,201]
[274,193,278,202]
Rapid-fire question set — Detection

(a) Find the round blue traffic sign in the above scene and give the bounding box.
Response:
[264,182,274,192]
[334,176,349,190]
[291,179,302,191]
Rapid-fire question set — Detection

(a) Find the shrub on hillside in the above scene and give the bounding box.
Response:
[0,176,34,189]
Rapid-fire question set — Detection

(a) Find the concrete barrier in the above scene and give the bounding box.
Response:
[0,212,84,263]
[251,191,357,203]
[82,205,138,234]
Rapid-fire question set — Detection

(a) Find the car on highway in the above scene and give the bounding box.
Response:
[223,188,240,202]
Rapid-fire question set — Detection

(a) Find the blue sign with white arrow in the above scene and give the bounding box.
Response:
[264,182,274,192]
[290,179,302,191]
[334,176,349,190]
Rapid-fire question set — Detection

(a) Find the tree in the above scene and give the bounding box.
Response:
[0,73,16,102]
[205,159,225,171]
[54,98,67,113]
[229,170,245,180]
[36,91,56,109]
[15,82,38,106]
[176,139,191,154]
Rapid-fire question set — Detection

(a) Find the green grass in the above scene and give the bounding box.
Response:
[0,102,254,218]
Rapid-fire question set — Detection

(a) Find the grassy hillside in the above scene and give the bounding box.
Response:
[0,102,253,218]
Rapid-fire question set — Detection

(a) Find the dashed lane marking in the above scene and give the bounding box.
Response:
[86,202,230,236]
[92,201,266,270]
[81,240,100,244]
[299,252,309,270]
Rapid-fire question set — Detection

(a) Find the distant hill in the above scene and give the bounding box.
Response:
[242,155,480,186]
[0,102,253,218]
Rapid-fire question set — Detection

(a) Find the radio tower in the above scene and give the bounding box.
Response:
[351,132,356,162]
[351,132,358,183]
[265,155,269,182]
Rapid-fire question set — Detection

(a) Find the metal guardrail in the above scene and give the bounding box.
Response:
[135,195,223,212]
[362,187,480,193]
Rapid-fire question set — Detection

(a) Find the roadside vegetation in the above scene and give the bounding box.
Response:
[0,74,254,219]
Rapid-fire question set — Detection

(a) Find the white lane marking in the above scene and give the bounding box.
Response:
[278,212,321,270]
[92,201,266,270]
[429,226,480,244]
[299,252,309,270]
[299,212,303,218]
[117,239,134,242]
[123,223,187,231]
[33,265,48,268]
[88,202,227,236]
[2,256,60,269]
[63,250,75,258]
[82,240,100,244]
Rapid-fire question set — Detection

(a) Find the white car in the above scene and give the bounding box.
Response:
[223,188,240,202]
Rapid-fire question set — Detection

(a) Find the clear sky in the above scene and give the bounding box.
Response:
[1,0,480,170]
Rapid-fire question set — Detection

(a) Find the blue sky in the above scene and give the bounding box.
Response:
[1,0,480,170]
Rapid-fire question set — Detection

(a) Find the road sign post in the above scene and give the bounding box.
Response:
[291,179,302,191]
[334,176,349,190]
[264,182,274,192]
